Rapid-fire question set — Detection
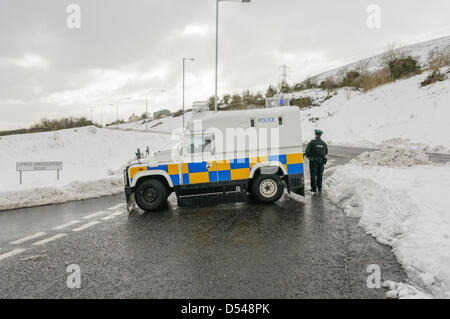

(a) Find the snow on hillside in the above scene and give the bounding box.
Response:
[313,35,450,83]
[326,149,450,298]
[116,112,193,133]
[301,68,450,153]
[0,127,176,210]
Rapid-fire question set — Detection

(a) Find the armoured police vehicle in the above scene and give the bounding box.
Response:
[123,106,304,212]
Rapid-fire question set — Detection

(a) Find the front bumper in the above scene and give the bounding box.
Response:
[123,168,133,204]
[124,186,133,203]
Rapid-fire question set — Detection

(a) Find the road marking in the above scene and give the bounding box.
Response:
[10,232,47,245]
[82,211,109,219]
[32,233,67,246]
[72,221,100,232]
[108,203,126,210]
[52,220,81,230]
[0,248,27,261]
[101,211,125,220]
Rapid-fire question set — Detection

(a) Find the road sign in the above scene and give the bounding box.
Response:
[16,162,63,184]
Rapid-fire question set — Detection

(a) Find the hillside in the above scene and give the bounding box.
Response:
[300,67,450,153]
[310,35,450,84]
[115,112,193,133]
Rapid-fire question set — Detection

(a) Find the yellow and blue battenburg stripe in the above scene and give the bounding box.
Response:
[129,153,304,186]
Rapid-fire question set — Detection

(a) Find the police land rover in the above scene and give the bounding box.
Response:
[123,106,304,212]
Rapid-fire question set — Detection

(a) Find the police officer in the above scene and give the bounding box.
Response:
[305,129,328,193]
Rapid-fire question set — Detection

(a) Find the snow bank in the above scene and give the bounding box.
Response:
[0,127,177,210]
[117,112,193,133]
[0,177,124,211]
[326,149,450,298]
[350,148,431,167]
[301,69,450,152]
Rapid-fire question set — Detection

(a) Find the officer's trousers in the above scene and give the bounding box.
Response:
[309,158,325,191]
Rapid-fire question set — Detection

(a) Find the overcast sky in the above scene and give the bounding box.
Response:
[1,0,449,130]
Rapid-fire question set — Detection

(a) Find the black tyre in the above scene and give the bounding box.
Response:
[250,174,284,203]
[135,179,168,212]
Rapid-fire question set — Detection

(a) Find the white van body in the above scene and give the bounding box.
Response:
[124,106,304,211]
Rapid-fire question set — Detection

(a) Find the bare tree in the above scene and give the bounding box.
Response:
[380,42,405,68]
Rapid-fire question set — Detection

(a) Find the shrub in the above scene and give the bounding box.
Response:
[265,85,276,98]
[279,84,293,93]
[305,78,318,89]
[222,94,231,105]
[319,77,337,92]
[381,42,405,68]
[359,68,391,92]
[172,109,184,117]
[0,117,98,136]
[346,70,361,80]
[292,83,306,91]
[341,70,361,88]
[31,117,94,130]
[231,94,242,106]
[106,119,125,126]
[427,49,450,71]
[420,71,446,87]
[207,96,216,110]
[291,97,313,109]
[388,56,421,80]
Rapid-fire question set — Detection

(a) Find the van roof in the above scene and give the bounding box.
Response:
[186,106,300,130]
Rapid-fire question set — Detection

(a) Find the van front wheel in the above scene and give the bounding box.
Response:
[135,179,168,212]
[251,174,284,203]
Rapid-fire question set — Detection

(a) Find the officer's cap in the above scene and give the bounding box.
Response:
[314,129,323,135]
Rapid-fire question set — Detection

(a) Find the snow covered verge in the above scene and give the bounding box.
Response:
[0,177,124,211]
[325,148,450,298]
[301,67,450,153]
[0,126,177,210]
[116,112,193,133]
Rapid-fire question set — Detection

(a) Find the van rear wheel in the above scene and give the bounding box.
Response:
[251,174,284,203]
[135,179,168,212]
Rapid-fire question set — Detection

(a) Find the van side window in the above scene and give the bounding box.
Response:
[189,135,214,154]
[189,136,203,153]
[203,137,213,153]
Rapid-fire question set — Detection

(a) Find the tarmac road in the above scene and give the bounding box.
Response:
[1,145,447,298]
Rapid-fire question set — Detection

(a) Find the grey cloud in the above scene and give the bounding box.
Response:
[0,0,449,129]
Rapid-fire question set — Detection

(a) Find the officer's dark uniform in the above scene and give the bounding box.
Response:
[304,130,328,192]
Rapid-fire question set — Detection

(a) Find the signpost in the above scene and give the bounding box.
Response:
[16,162,63,184]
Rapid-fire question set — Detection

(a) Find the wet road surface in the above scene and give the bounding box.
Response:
[1,145,440,298]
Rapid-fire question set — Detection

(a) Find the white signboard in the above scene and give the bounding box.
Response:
[16,161,63,171]
[16,162,63,184]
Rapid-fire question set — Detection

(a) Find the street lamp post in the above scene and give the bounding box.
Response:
[183,57,195,129]
[145,89,166,133]
[116,97,131,129]
[214,0,250,113]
